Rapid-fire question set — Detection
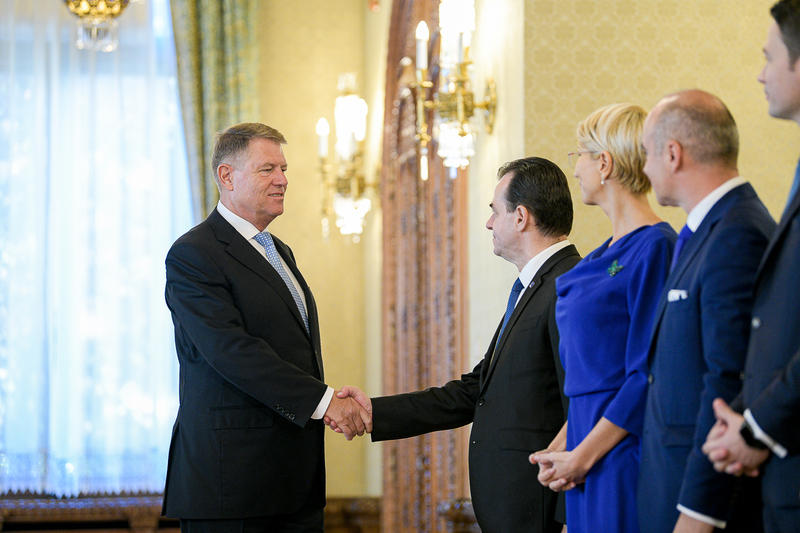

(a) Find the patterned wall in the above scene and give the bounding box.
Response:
[523,0,800,255]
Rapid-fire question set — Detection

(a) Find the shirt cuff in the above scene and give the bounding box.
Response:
[310,386,334,420]
[676,505,726,529]
[744,409,788,458]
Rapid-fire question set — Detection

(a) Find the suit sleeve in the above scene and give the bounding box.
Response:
[678,222,769,518]
[748,347,800,454]
[370,362,481,441]
[603,237,672,436]
[165,240,327,427]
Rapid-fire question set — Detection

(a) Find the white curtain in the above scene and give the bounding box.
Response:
[0,0,191,496]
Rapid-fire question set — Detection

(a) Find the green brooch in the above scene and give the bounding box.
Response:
[607,259,624,277]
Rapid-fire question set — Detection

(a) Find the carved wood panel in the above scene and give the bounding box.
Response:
[380,1,469,532]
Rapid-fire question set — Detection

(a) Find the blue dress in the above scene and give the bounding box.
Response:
[556,222,676,533]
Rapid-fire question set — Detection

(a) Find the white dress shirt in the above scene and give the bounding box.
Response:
[514,240,573,305]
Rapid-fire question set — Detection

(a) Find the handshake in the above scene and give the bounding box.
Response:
[322,386,373,440]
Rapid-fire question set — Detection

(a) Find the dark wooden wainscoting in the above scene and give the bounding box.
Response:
[0,496,384,533]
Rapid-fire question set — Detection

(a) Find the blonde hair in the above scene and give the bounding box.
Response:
[576,103,650,194]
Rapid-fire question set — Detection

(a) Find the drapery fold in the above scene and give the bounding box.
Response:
[0,0,191,496]
[170,0,258,220]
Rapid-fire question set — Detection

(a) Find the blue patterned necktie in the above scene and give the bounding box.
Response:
[781,157,800,221]
[253,231,309,332]
[498,278,524,339]
[670,225,694,272]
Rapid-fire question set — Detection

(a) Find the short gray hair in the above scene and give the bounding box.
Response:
[211,123,287,179]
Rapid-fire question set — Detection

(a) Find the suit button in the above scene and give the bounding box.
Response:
[477,399,485,406]
[751,317,761,329]
[648,373,654,384]
[471,440,477,445]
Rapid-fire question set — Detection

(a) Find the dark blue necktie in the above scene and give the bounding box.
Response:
[670,225,694,272]
[498,278,524,339]
[781,157,800,221]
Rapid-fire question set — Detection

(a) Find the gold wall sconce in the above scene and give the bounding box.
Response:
[63,0,130,52]
[316,74,376,243]
[410,0,496,180]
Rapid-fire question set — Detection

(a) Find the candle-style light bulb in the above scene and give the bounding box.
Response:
[315,117,330,158]
[415,21,429,71]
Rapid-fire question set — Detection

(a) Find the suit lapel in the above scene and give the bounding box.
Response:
[755,186,800,282]
[645,184,752,362]
[480,246,575,392]
[272,236,324,377]
[207,210,310,339]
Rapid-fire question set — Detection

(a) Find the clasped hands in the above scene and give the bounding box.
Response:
[701,398,769,477]
[529,449,587,492]
[323,386,372,441]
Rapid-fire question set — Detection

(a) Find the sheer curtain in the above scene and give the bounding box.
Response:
[0,0,191,496]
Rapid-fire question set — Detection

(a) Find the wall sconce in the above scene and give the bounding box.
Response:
[316,74,375,243]
[63,0,130,52]
[411,0,496,181]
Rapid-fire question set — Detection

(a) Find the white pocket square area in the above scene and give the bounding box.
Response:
[667,289,688,302]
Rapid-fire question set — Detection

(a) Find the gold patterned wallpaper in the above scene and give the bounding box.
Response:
[524,0,800,255]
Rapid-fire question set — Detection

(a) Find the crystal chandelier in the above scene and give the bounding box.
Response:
[63,0,131,52]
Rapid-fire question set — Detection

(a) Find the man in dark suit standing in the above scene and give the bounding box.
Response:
[637,90,774,533]
[702,2,800,531]
[332,157,580,533]
[162,123,370,533]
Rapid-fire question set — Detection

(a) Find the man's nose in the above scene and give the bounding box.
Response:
[275,169,288,185]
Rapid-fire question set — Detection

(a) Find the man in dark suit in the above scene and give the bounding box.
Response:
[702,2,800,531]
[637,90,774,533]
[162,123,370,533]
[332,157,579,533]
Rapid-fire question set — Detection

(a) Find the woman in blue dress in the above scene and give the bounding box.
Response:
[532,103,676,533]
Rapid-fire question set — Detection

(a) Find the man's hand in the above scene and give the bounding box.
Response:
[673,513,714,533]
[337,386,372,413]
[323,391,372,440]
[701,398,769,477]
[324,386,372,438]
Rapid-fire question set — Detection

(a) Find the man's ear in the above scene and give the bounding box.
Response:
[217,163,234,191]
[514,204,529,231]
[665,140,684,172]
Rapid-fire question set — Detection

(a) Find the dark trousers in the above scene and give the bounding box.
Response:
[763,504,800,533]
[180,507,324,533]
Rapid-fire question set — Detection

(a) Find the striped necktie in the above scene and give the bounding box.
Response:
[253,231,309,332]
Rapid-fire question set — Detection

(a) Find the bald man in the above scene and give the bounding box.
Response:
[638,90,774,533]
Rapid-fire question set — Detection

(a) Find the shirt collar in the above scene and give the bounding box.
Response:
[685,177,746,232]
[518,240,571,288]
[217,201,263,242]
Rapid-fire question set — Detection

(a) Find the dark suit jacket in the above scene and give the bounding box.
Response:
[741,183,800,516]
[370,244,580,533]
[162,209,328,519]
[638,183,774,533]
